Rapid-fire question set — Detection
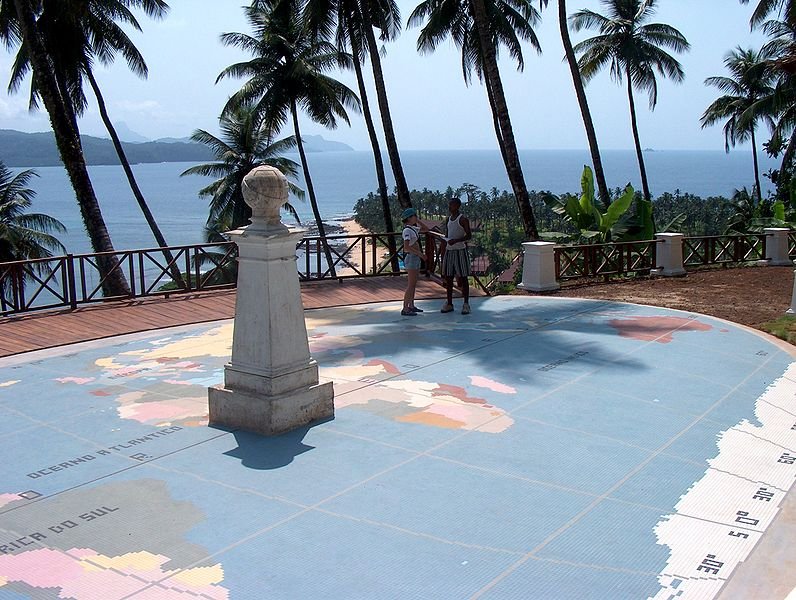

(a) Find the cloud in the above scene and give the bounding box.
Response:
[116,99,162,114]
[0,96,28,119]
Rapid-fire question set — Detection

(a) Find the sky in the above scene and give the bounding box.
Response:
[0,0,773,152]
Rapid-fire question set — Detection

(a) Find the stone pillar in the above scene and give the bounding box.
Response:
[208,166,334,435]
[764,228,793,266]
[654,233,687,277]
[517,242,560,292]
[788,270,796,315]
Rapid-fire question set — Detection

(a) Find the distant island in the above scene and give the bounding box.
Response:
[0,129,354,167]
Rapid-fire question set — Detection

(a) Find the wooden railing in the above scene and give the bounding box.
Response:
[2,231,789,316]
[297,233,402,280]
[554,240,659,281]
[0,234,410,316]
[683,234,767,267]
[0,243,239,315]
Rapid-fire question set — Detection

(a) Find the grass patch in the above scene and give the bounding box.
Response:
[759,315,796,345]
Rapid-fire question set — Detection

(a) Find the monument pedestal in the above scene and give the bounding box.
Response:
[209,381,333,436]
[208,166,334,435]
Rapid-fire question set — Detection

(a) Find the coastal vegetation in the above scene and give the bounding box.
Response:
[0,161,65,295]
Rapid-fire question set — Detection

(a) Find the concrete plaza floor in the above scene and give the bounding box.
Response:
[0,296,794,599]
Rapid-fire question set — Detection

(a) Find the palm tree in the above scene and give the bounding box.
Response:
[181,104,304,233]
[557,0,609,204]
[2,0,129,295]
[0,161,66,299]
[219,0,360,278]
[701,47,776,201]
[360,0,413,209]
[408,0,541,239]
[740,0,796,28]
[305,0,399,267]
[6,0,186,288]
[181,105,303,284]
[755,19,796,194]
[571,0,690,201]
[303,0,412,209]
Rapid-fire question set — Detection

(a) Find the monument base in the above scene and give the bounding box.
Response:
[764,259,795,267]
[208,381,334,436]
[517,282,560,293]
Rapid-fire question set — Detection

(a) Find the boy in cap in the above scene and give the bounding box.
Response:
[440,198,472,314]
[401,207,427,316]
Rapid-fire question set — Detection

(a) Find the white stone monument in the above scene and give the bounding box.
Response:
[208,166,334,435]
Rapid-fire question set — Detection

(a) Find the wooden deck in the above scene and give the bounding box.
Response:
[0,276,472,358]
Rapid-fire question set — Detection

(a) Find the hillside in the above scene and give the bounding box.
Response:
[0,129,354,167]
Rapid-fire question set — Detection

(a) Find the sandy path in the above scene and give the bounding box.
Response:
[336,218,381,275]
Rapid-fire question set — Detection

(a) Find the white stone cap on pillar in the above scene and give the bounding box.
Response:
[521,241,557,252]
[764,227,791,233]
[655,232,684,242]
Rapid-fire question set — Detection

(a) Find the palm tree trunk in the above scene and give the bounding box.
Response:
[559,0,610,205]
[751,127,762,202]
[291,101,337,279]
[469,0,539,240]
[351,34,399,273]
[626,71,651,201]
[362,12,412,210]
[484,75,509,166]
[780,128,796,204]
[86,71,186,290]
[12,0,129,297]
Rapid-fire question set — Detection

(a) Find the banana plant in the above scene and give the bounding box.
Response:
[543,166,636,242]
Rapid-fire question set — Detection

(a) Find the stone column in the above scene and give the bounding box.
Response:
[517,242,560,292]
[208,166,334,435]
[764,228,793,266]
[654,233,687,277]
[788,270,796,315]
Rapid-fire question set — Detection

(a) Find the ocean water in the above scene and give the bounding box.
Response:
[19,149,777,254]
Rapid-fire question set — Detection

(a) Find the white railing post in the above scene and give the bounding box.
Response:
[654,233,687,276]
[764,228,793,266]
[787,269,796,315]
[518,241,560,292]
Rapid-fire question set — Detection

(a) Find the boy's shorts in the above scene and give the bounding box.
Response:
[442,248,470,277]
